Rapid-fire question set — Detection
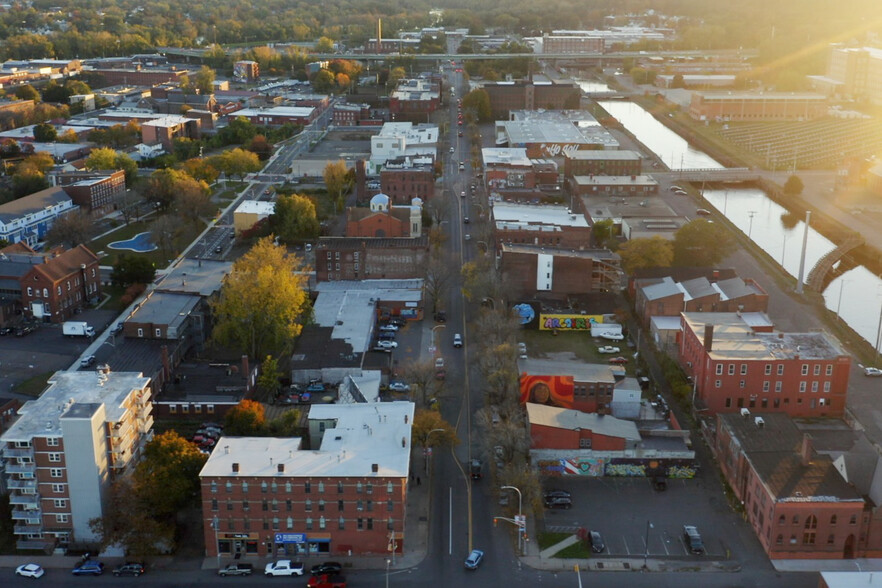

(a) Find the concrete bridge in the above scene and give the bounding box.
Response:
[806,234,866,292]
[652,168,762,183]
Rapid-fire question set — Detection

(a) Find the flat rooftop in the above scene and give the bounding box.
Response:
[518,353,617,384]
[482,147,532,167]
[236,106,315,118]
[492,202,589,228]
[235,200,275,215]
[527,402,641,441]
[0,370,150,442]
[572,175,658,187]
[157,258,233,297]
[128,291,200,327]
[200,401,415,478]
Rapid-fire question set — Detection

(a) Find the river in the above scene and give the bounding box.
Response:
[597,100,882,352]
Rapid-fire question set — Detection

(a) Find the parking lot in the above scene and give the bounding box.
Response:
[540,475,747,560]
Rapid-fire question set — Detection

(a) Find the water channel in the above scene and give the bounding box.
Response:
[597,100,882,351]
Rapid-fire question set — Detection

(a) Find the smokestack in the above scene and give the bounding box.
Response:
[800,434,813,467]
[241,355,249,381]
[160,345,171,381]
[703,324,714,352]
[377,19,382,52]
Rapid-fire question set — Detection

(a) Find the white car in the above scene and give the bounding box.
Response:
[388,381,411,392]
[264,560,304,577]
[865,367,882,377]
[16,564,45,579]
[597,346,621,354]
[598,332,625,341]
[453,333,463,348]
[449,146,455,153]
[375,340,398,350]
[379,324,399,332]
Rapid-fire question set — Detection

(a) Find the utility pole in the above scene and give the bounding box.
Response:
[795,210,811,294]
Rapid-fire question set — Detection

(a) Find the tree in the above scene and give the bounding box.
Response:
[17,152,55,175]
[322,159,351,213]
[89,478,175,557]
[180,158,219,184]
[312,69,335,93]
[146,168,209,214]
[270,193,320,244]
[671,74,686,88]
[617,236,674,274]
[209,148,261,180]
[224,399,267,435]
[11,168,48,198]
[426,250,456,312]
[13,84,39,101]
[783,174,804,196]
[57,128,79,143]
[150,214,183,260]
[315,37,335,53]
[267,409,302,437]
[194,65,216,94]
[400,359,442,406]
[133,431,207,516]
[256,355,283,402]
[111,254,156,287]
[462,89,491,122]
[45,212,92,248]
[592,218,615,247]
[211,237,310,360]
[672,219,734,267]
[33,123,57,142]
[388,67,406,88]
[247,134,273,160]
[412,409,458,449]
[85,147,138,186]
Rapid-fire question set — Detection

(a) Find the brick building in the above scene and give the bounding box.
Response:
[90,68,190,86]
[233,106,316,127]
[569,174,659,197]
[388,79,441,120]
[482,148,560,191]
[635,275,769,329]
[517,355,617,414]
[542,34,605,54]
[492,202,591,251]
[481,79,581,118]
[679,313,851,418]
[0,244,101,323]
[379,159,435,204]
[141,116,201,151]
[315,237,429,282]
[0,370,153,551]
[198,402,414,558]
[689,92,828,122]
[333,103,372,126]
[54,170,126,215]
[499,243,622,298]
[563,150,642,178]
[714,412,869,559]
[346,194,422,239]
[527,402,640,451]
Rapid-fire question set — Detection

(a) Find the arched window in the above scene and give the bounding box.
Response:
[830,514,837,526]
[775,534,783,545]
[805,515,817,529]
[778,515,786,525]
[827,534,835,545]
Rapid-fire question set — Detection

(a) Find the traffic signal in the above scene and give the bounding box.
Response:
[493,518,497,527]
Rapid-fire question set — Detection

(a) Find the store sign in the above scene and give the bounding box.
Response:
[274,533,306,544]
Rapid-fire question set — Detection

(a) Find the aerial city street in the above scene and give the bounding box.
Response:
[0,1,881,587]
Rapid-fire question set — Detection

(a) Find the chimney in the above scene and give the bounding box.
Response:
[371,463,379,473]
[160,345,171,381]
[754,416,765,428]
[241,355,249,380]
[278,463,285,473]
[232,463,240,473]
[740,408,750,419]
[800,434,813,467]
[703,324,714,352]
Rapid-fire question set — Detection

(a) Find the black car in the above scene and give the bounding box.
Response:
[588,531,605,553]
[544,489,571,500]
[310,562,342,576]
[0,326,12,335]
[544,496,572,509]
[434,311,447,323]
[112,562,145,577]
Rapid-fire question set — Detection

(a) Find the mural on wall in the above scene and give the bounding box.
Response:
[539,314,603,331]
[536,457,697,478]
[519,374,575,408]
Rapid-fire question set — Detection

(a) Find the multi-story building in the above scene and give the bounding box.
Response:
[689,92,828,122]
[809,46,882,105]
[499,243,621,298]
[389,78,441,121]
[368,122,438,174]
[233,106,316,127]
[517,355,618,414]
[379,158,435,204]
[569,174,659,197]
[480,78,581,118]
[0,369,153,551]
[563,150,642,178]
[0,187,76,247]
[492,202,591,251]
[314,236,429,282]
[198,402,414,558]
[333,103,373,126]
[679,313,851,417]
[542,34,604,54]
[90,68,190,86]
[54,170,126,215]
[346,194,422,239]
[141,116,201,151]
[234,60,260,83]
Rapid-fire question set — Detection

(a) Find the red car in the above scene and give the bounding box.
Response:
[307,574,346,588]
[608,356,629,365]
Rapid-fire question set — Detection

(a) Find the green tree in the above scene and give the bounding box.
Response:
[312,69,335,93]
[462,89,491,122]
[211,237,310,360]
[180,157,219,184]
[387,66,406,88]
[783,174,804,196]
[618,236,674,274]
[224,399,267,435]
[133,431,207,516]
[85,147,138,186]
[246,134,273,160]
[111,254,156,287]
[672,74,686,89]
[257,355,282,401]
[216,116,256,145]
[322,159,350,213]
[41,80,72,104]
[270,193,320,244]
[267,409,302,437]
[45,212,92,248]
[146,168,208,212]
[89,478,175,557]
[315,37,335,53]
[672,219,734,267]
[17,152,55,175]
[209,147,261,180]
[194,65,216,94]
[33,123,57,142]
[13,84,39,101]
[12,169,49,198]
[592,218,615,247]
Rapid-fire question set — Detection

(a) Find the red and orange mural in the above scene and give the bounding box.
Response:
[519,374,575,408]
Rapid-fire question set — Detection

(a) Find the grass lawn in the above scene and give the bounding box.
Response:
[87,217,208,269]
[554,540,592,559]
[537,532,572,550]
[15,370,55,397]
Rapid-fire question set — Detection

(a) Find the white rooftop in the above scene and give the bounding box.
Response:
[492,202,589,228]
[0,370,150,442]
[482,147,532,167]
[234,200,275,215]
[200,402,415,478]
[235,106,315,118]
[141,115,193,127]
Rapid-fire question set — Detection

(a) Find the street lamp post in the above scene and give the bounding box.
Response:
[643,519,654,569]
[747,211,757,239]
[424,428,445,474]
[836,280,849,321]
[431,324,446,353]
[500,485,523,555]
[385,557,391,588]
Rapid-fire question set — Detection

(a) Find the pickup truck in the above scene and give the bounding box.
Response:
[264,560,304,577]
[218,563,253,577]
[307,574,347,588]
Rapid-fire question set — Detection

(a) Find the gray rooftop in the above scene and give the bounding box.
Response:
[129,291,200,329]
[0,187,71,225]
[518,353,616,384]
[527,402,641,441]
[0,370,150,442]
[158,258,233,297]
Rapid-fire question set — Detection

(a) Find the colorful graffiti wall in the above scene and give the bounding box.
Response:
[536,457,697,478]
[519,374,575,408]
[539,314,604,331]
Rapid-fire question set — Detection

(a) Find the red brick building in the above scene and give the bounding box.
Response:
[679,313,851,418]
[563,150,642,178]
[527,402,640,451]
[689,92,828,122]
[315,236,429,282]
[491,202,592,251]
[199,402,414,558]
[333,104,373,126]
[346,194,422,239]
[499,243,622,299]
[90,68,190,86]
[714,412,869,559]
[141,116,201,151]
[380,160,435,204]
[12,245,101,323]
[517,355,617,414]
[481,80,581,118]
[389,79,441,120]
[55,170,126,215]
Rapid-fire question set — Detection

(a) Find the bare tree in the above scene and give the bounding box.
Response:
[115,187,145,225]
[401,359,443,407]
[46,211,93,248]
[150,214,183,260]
[425,250,456,313]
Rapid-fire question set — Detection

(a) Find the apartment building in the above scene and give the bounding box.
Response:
[199,402,414,557]
[0,369,153,551]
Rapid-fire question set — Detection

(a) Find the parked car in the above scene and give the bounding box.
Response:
[15,563,45,578]
[379,324,399,332]
[669,185,684,192]
[683,525,705,554]
[544,496,572,509]
[309,562,343,576]
[543,489,571,500]
[375,340,398,350]
[865,367,882,377]
[695,208,712,216]
[80,355,96,368]
[112,562,145,577]
[378,331,396,341]
[0,326,12,336]
[464,549,484,570]
[388,317,407,327]
[434,311,447,323]
[388,381,411,393]
[653,476,668,491]
[470,458,483,480]
[264,560,304,577]
[597,346,620,354]
[72,561,104,576]
[307,574,346,588]
[598,332,625,341]
[218,563,253,577]
[608,356,629,364]
[110,323,124,335]
[588,530,605,553]
[453,333,463,348]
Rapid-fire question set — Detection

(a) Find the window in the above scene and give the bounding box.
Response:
[319,500,325,512]
[775,382,782,393]
[824,382,831,393]
[357,482,363,494]
[811,382,818,393]
[775,534,783,545]
[827,534,835,545]
[826,365,833,376]
[778,515,786,525]
[741,364,747,375]
[805,515,817,529]
[387,482,393,493]
[367,518,373,530]
[830,515,837,525]
[242,482,248,492]
[272,499,278,512]
[716,364,723,375]
[357,517,364,530]
[52,484,64,493]
[154,328,161,337]
[792,515,799,525]
[338,517,345,530]
[338,500,344,512]
[285,482,292,493]
[226,481,232,493]
[286,500,292,512]
[287,517,294,530]
[48,453,61,462]
[814,365,821,376]
[319,516,326,530]
[765,364,772,375]
[799,382,806,393]
[305,499,312,512]
[318,482,325,493]
[850,515,857,525]
[367,500,373,512]
[56,514,69,523]
[211,481,217,494]
[801,364,809,376]
[739,380,746,389]
[226,500,233,511]
[357,500,364,511]
[802,532,816,545]
[725,398,732,408]
[137,328,143,337]
[305,481,311,494]
[387,500,394,512]
[53,499,67,508]
[728,364,735,375]
[777,365,784,375]
[338,481,344,494]
[367,483,373,494]
[715,380,721,388]
[50,468,62,478]
[261,481,268,493]
[271,482,277,494]
[306,518,313,530]
[47,437,59,447]
[242,500,250,511]
[211,499,218,511]
[387,518,395,530]
[272,518,280,531]
[763,381,770,392]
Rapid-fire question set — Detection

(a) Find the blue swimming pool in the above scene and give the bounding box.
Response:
[107,232,157,252]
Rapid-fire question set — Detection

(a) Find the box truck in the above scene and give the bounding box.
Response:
[63,321,95,338]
